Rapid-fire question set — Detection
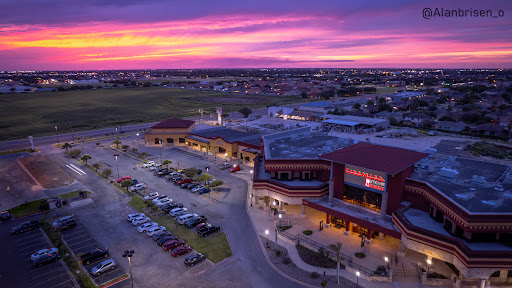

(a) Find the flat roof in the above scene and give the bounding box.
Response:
[323,119,359,126]
[151,118,195,129]
[319,114,388,125]
[411,155,512,213]
[320,142,429,175]
[301,101,331,107]
[190,126,262,146]
[264,127,354,159]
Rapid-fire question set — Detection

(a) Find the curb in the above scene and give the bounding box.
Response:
[100,274,130,288]
[17,157,44,189]
[243,178,317,288]
[14,210,49,220]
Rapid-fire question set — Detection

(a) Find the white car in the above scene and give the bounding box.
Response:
[178,213,198,225]
[149,164,162,171]
[137,222,158,233]
[168,172,181,177]
[144,192,159,201]
[132,216,150,225]
[152,195,168,204]
[127,213,145,222]
[169,207,187,217]
[143,161,155,168]
[191,186,205,193]
[146,226,166,236]
[31,248,59,261]
[129,183,146,192]
[156,198,172,207]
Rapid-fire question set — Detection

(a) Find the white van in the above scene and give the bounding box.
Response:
[178,213,197,225]
[169,207,187,217]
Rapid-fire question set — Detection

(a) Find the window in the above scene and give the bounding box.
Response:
[178,138,186,143]
[166,138,173,143]
[343,185,382,211]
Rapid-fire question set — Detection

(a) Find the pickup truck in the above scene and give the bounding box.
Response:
[11,221,40,235]
[79,248,110,265]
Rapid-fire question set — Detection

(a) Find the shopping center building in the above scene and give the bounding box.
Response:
[252,127,512,286]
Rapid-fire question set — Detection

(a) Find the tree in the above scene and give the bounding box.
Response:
[121,144,130,151]
[140,152,147,160]
[162,160,172,169]
[239,107,253,118]
[81,154,91,165]
[329,242,343,284]
[198,173,213,186]
[103,169,112,177]
[39,199,50,212]
[62,142,72,152]
[121,179,134,189]
[210,180,223,187]
[366,99,375,106]
[353,103,361,110]
[69,149,81,158]
[96,142,100,147]
[132,148,138,154]
[113,139,121,149]
[92,163,100,172]
[182,168,202,178]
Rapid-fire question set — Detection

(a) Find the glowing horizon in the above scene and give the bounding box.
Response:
[1,0,511,70]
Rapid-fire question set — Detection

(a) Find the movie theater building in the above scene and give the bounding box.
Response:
[253,128,512,285]
[145,118,195,146]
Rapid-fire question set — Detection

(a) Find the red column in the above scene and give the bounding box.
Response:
[345,221,351,231]
[326,214,331,224]
[366,229,372,239]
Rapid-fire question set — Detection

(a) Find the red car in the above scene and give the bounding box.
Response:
[162,239,185,252]
[229,166,240,173]
[194,223,209,232]
[116,176,131,183]
[177,179,193,185]
[171,245,192,257]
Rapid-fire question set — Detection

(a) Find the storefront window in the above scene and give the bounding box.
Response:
[343,184,382,212]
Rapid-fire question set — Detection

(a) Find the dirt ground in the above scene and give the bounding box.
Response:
[18,155,74,188]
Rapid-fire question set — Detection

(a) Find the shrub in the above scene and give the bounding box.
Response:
[96,142,100,147]
[39,199,50,211]
[303,230,313,236]
[103,168,112,177]
[311,272,320,279]
[282,257,292,264]
[321,280,327,287]
[275,250,281,257]
[69,149,81,158]
[210,180,223,187]
[355,252,366,259]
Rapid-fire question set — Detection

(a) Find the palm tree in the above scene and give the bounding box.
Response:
[92,163,100,171]
[113,139,121,149]
[329,242,343,284]
[81,154,92,165]
[162,160,172,169]
[62,142,72,152]
[140,152,147,160]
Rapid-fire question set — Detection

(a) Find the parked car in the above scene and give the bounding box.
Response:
[178,214,198,225]
[185,216,207,228]
[171,245,192,257]
[142,161,155,168]
[157,169,171,177]
[153,231,172,241]
[184,253,206,266]
[31,248,59,261]
[229,166,241,173]
[144,192,159,201]
[116,176,131,183]
[219,163,232,170]
[131,216,150,225]
[168,202,184,210]
[51,216,73,229]
[191,185,205,193]
[177,179,193,185]
[187,183,199,190]
[147,226,166,236]
[152,195,168,204]
[168,173,181,177]
[157,235,178,246]
[194,223,208,232]
[205,179,217,186]
[55,219,77,231]
[198,188,211,195]
[180,183,192,189]
[149,164,162,171]
[91,259,116,276]
[1,211,12,221]
[162,239,184,252]
[198,224,221,238]
[172,210,190,219]
[79,248,110,265]
[156,198,173,207]
[127,213,145,222]
[33,253,60,267]
[129,183,146,192]
[137,222,158,233]
[168,207,186,217]
[11,221,40,235]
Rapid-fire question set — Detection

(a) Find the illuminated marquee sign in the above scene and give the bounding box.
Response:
[344,165,386,192]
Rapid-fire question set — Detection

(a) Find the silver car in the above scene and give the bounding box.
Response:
[91,258,116,276]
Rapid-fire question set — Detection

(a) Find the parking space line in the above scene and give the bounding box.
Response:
[49,279,76,288]
[16,236,45,246]
[61,229,89,239]
[64,233,94,243]
[62,226,88,235]
[92,267,124,282]
[67,238,96,250]
[32,270,72,287]
[70,243,98,253]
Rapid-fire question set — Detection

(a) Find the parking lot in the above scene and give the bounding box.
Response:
[60,220,126,286]
[1,217,77,288]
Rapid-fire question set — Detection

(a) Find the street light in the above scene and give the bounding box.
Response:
[356,271,360,288]
[272,201,276,206]
[265,229,269,246]
[427,259,432,274]
[384,257,389,272]
[122,250,135,288]
[54,125,60,145]
[114,154,120,181]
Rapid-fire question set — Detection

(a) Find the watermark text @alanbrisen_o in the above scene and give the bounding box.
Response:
[423,8,504,19]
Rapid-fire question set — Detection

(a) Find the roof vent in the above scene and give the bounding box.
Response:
[425,148,437,154]
[504,192,512,200]
[439,167,459,180]
[448,156,456,162]
[472,175,486,185]
[481,200,498,207]
[504,173,512,183]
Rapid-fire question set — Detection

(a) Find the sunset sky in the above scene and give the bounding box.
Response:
[1,0,511,70]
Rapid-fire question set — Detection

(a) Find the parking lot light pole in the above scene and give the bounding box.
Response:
[122,250,135,288]
[265,229,269,247]
[114,154,120,181]
[54,125,60,145]
[356,271,360,288]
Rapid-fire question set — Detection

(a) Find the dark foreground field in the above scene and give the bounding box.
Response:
[0,87,305,140]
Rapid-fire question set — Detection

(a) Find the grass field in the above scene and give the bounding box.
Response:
[0,87,306,141]
[59,190,92,200]
[8,199,47,218]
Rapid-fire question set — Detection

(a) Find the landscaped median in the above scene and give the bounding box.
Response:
[120,185,232,263]
[8,190,92,218]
